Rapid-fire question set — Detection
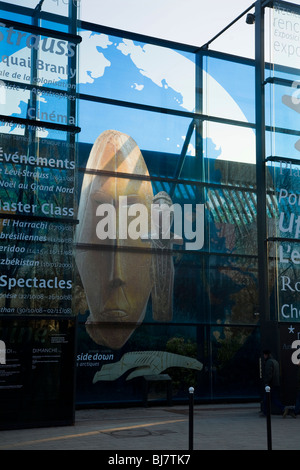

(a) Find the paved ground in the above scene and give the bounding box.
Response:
[0,402,299,451]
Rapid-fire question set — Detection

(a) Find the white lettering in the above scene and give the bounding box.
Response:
[291,340,300,365]
[0,340,6,364]
[95,197,204,251]
[281,303,300,319]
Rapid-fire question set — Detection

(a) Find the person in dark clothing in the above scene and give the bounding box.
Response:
[262,350,288,417]
[291,360,300,417]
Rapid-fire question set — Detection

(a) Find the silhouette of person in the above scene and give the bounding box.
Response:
[262,349,288,417]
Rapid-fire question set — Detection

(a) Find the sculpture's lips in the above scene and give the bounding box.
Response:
[92,309,129,321]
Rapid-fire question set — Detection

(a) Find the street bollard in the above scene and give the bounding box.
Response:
[189,387,194,451]
[265,386,272,451]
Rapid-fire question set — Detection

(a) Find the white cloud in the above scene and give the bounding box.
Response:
[131,83,144,91]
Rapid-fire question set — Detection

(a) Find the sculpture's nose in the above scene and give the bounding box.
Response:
[108,278,125,289]
[107,245,125,289]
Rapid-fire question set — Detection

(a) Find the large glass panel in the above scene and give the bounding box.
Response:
[267,157,300,324]
[203,55,255,124]
[205,184,258,255]
[266,2,300,159]
[77,30,195,113]
[265,80,300,132]
[209,325,260,399]
[0,315,76,429]
[206,254,258,325]
[267,158,300,239]
[266,130,300,160]
[203,121,256,170]
[0,131,76,315]
[77,100,195,178]
[270,240,300,322]
[269,2,300,71]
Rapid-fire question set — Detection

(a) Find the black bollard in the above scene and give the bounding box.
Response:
[265,386,272,451]
[189,387,194,451]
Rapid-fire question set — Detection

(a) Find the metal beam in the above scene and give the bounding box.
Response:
[255,0,279,356]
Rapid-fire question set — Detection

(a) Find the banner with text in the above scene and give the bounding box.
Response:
[0,17,78,315]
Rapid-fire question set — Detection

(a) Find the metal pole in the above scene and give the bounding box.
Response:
[265,386,272,451]
[255,0,269,335]
[189,387,194,451]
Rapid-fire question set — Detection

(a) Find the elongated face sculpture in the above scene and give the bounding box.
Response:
[75,130,153,349]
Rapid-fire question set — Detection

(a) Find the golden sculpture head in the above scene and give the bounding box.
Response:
[75,130,153,349]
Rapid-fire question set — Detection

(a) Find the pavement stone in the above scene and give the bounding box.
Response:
[0,402,299,451]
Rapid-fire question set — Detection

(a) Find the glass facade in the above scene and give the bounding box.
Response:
[73,12,261,404]
[0,0,299,418]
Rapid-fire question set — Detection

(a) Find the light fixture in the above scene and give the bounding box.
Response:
[246,13,255,24]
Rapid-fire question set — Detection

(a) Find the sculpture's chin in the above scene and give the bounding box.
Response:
[85,320,136,350]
